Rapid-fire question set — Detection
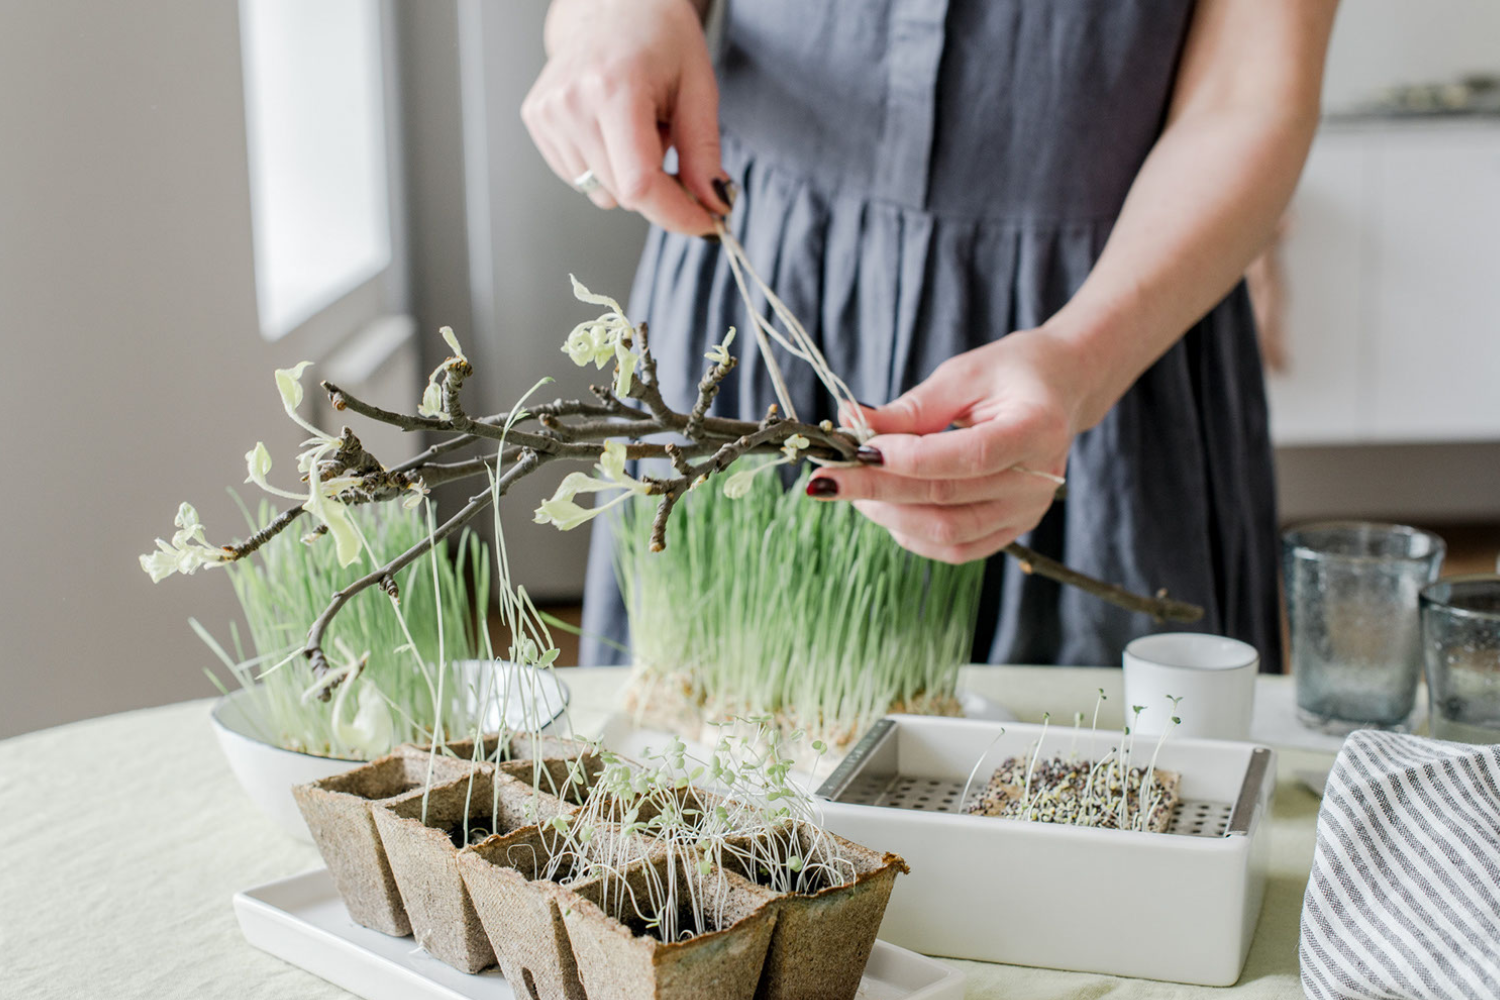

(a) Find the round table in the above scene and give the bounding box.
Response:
[0,666,1331,999]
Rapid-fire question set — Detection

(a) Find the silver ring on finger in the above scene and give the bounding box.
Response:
[572,169,602,195]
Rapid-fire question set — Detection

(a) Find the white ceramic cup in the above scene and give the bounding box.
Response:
[1123,632,1259,740]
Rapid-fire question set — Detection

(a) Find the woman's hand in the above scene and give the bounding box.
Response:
[808,330,1091,564]
[523,0,729,234]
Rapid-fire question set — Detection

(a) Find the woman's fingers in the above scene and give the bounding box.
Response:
[862,422,1034,480]
[671,62,730,215]
[522,71,623,210]
[599,92,716,233]
[807,467,1033,506]
[568,117,624,210]
[552,129,621,210]
[853,499,1019,548]
[522,0,726,232]
[855,358,976,436]
[888,523,1023,565]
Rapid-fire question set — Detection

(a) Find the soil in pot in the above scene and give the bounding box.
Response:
[721,823,907,1000]
[557,854,778,1000]
[373,769,576,973]
[293,749,486,936]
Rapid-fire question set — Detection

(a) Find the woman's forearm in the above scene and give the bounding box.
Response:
[1042,0,1338,433]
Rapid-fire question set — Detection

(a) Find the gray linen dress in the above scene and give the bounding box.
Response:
[581,0,1281,670]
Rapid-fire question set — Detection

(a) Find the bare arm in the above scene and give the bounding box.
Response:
[813,0,1340,565]
[1053,0,1340,429]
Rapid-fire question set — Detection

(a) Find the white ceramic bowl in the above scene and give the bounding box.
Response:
[210,663,571,842]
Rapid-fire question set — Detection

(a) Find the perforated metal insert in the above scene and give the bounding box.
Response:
[874,776,967,812]
[834,771,1233,837]
[1166,800,1233,838]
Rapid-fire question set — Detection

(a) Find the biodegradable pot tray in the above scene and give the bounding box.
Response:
[816,715,1276,987]
[294,742,598,940]
[722,823,907,1000]
[233,867,966,1000]
[457,825,606,1000]
[293,747,483,936]
[553,855,779,1000]
[373,770,575,973]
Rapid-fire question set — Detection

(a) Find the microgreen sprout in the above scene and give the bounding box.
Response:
[1139,694,1184,829]
[967,696,1187,834]
[1019,713,1051,820]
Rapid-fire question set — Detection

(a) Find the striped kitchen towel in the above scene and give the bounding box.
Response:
[1301,730,1500,999]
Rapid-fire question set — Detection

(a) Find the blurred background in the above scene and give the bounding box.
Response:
[1,0,1497,739]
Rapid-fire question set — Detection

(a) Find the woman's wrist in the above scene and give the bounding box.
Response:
[1035,279,1176,434]
[1026,315,1119,436]
[545,0,706,53]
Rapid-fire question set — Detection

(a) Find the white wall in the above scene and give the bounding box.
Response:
[0,1,307,738]
[1322,0,1500,111]
[1275,0,1500,526]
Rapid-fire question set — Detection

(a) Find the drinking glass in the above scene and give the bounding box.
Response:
[1283,522,1446,734]
[1421,575,1500,744]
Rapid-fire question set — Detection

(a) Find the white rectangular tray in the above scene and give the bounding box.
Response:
[234,868,965,1000]
[817,715,1277,987]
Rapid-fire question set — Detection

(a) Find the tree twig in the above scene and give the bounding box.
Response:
[211,325,1203,689]
[1005,542,1204,623]
[305,449,548,688]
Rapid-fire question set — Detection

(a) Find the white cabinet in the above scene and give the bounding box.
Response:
[1270,135,1367,443]
[1267,120,1500,445]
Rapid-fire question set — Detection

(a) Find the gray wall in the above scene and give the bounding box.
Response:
[0,1,306,737]
[397,0,648,602]
[0,0,649,738]
[462,0,648,599]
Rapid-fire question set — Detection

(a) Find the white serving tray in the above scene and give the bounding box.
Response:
[234,868,966,1000]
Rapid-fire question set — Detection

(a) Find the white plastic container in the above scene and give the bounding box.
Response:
[815,715,1275,987]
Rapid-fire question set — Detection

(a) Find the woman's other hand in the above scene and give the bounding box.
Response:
[807,330,1090,564]
[523,0,729,234]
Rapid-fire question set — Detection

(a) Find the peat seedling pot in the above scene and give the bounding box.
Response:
[292,747,484,935]
[457,824,651,1000]
[372,769,576,973]
[726,824,907,1000]
[633,788,907,1000]
[554,855,778,1000]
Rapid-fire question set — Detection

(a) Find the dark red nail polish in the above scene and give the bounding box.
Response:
[807,477,838,498]
[856,446,883,466]
[711,177,737,210]
[700,231,720,244]
[855,399,879,410]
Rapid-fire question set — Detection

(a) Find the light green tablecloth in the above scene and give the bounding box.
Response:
[0,667,1328,999]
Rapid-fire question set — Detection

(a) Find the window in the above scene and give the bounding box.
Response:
[239,0,393,340]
